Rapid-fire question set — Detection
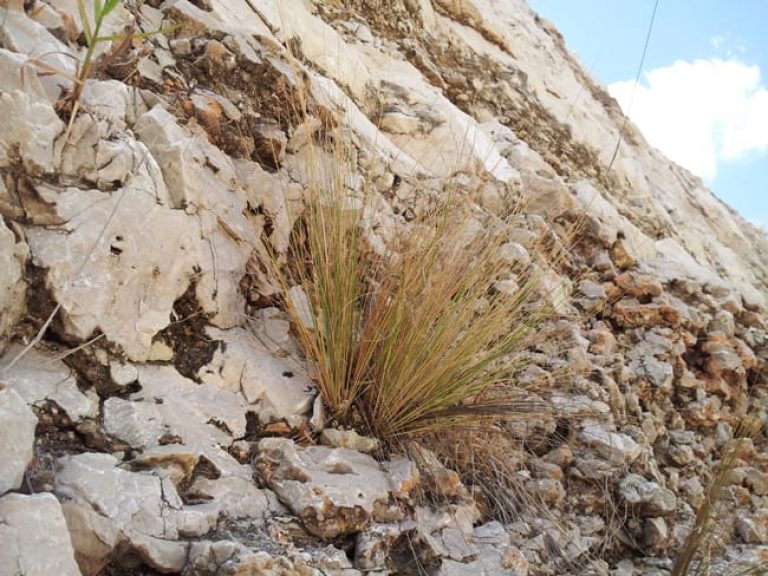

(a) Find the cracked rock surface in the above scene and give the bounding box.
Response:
[0,0,767,575]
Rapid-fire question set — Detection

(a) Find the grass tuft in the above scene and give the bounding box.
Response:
[264,116,558,443]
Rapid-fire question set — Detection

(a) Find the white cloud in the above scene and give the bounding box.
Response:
[608,58,768,180]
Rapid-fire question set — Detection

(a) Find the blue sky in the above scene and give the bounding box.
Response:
[528,0,768,227]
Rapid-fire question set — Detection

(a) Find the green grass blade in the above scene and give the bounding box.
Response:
[76,0,93,45]
[103,0,121,15]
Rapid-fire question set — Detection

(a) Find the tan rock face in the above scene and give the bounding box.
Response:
[612,298,682,328]
[255,438,418,539]
[1,0,768,573]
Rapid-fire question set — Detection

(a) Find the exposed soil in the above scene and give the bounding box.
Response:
[152,282,220,382]
[169,26,307,171]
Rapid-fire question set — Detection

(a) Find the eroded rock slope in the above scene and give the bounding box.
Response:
[0,1,766,575]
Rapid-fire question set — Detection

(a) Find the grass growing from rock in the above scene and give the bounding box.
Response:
[672,416,764,576]
[25,0,165,130]
[265,117,556,442]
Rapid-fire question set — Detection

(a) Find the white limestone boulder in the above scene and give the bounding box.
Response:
[0,346,99,422]
[103,365,249,451]
[255,438,419,539]
[134,105,257,330]
[0,492,82,576]
[0,9,75,102]
[199,327,314,425]
[0,388,37,495]
[0,54,64,174]
[55,453,198,575]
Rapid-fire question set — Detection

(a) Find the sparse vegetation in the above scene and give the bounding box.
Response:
[264,117,558,443]
[23,0,165,128]
[73,0,124,103]
[672,416,764,576]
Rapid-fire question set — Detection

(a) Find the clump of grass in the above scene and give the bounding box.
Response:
[265,115,557,442]
[672,416,763,576]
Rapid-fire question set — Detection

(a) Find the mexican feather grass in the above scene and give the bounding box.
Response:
[265,116,555,442]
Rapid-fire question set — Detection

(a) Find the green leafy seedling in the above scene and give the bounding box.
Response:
[66,0,169,123]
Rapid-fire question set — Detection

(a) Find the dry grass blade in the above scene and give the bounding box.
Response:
[360,217,545,439]
[671,416,764,576]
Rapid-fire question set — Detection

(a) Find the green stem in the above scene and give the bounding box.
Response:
[74,15,104,101]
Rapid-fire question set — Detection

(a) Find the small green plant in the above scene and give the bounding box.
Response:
[23,0,165,128]
[265,119,555,442]
[72,0,124,104]
[68,0,169,119]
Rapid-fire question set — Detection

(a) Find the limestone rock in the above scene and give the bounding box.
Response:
[185,539,335,576]
[185,541,274,576]
[612,298,682,328]
[354,523,415,570]
[2,0,768,572]
[380,109,423,135]
[0,388,37,495]
[102,364,274,528]
[354,502,485,571]
[644,517,669,550]
[525,477,565,507]
[0,216,26,348]
[134,105,256,329]
[618,474,677,517]
[0,10,75,102]
[407,442,465,500]
[321,428,380,454]
[0,492,82,576]
[234,158,303,255]
[579,424,641,465]
[702,333,747,385]
[103,365,248,451]
[24,181,200,361]
[23,97,262,360]
[629,357,674,392]
[199,327,314,424]
[55,453,198,575]
[0,346,98,422]
[736,510,768,544]
[499,241,531,268]
[436,521,528,576]
[109,361,138,387]
[0,86,64,176]
[615,272,663,299]
[255,438,418,539]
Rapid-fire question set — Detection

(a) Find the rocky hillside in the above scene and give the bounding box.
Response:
[1,1,766,575]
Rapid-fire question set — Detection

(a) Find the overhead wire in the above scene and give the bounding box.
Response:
[606,0,661,172]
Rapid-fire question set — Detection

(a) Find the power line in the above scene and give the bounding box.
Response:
[607,0,661,172]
